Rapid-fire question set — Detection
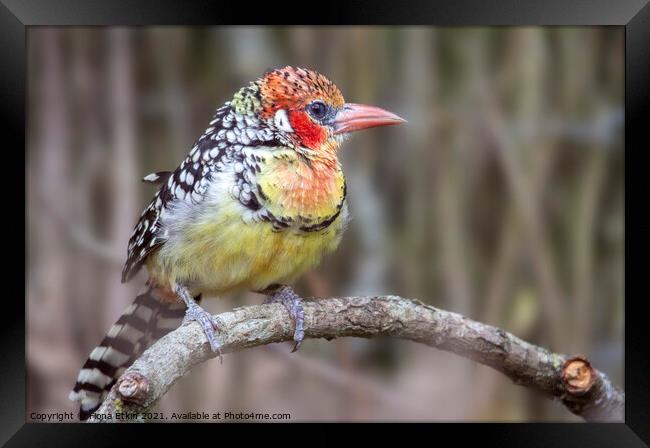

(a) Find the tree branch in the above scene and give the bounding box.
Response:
[90,296,623,422]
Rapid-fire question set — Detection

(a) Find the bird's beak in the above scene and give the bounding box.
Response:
[333,103,406,135]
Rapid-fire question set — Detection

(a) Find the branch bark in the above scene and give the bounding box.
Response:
[90,296,623,422]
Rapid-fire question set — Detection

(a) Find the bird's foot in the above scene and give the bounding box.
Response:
[175,284,223,363]
[264,285,305,352]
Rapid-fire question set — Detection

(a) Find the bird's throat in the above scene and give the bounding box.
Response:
[258,150,345,222]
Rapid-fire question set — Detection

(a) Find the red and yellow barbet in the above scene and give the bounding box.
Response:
[70,66,404,419]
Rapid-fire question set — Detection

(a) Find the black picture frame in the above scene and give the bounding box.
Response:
[5,0,648,445]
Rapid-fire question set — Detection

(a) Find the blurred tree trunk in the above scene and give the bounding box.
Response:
[106,29,139,325]
[571,144,606,354]
[399,28,440,302]
[562,29,605,355]
[69,29,107,350]
[28,28,77,412]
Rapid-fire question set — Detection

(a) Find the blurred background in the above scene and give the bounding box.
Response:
[26,26,623,421]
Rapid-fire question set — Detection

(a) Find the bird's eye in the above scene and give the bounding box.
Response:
[307,101,329,120]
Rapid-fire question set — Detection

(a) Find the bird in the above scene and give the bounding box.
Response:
[69,66,405,420]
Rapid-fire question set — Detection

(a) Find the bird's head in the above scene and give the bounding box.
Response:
[231,66,405,159]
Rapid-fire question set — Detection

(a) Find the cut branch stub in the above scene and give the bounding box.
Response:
[561,355,595,396]
[559,354,623,421]
[117,372,150,406]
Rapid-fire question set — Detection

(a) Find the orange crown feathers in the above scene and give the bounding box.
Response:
[258,66,345,119]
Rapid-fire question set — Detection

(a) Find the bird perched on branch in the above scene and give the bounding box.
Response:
[70,66,405,420]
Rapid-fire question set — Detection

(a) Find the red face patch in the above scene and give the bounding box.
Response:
[288,110,327,149]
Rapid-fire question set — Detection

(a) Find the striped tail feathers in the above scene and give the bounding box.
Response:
[69,288,195,420]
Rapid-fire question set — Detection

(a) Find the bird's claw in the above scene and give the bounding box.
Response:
[184,302,223,363]
[265,286,305,352]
